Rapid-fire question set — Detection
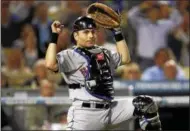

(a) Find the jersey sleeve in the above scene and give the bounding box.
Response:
[56,49,79,73]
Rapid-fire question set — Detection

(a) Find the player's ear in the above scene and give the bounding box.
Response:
[74,32,78,41]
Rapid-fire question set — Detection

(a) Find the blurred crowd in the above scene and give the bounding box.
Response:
[1,0,189,88]
[1,0,189,130]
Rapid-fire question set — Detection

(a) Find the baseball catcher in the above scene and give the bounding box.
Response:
[45,2,162,130]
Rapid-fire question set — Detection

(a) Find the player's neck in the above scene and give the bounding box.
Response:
[76,45,95,49]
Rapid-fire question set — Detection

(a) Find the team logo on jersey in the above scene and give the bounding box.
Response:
[96,53,104,60]
[80,67,88,78]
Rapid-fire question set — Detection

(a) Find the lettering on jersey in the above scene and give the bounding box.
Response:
[80,67,88,78]
[96,53,104,60]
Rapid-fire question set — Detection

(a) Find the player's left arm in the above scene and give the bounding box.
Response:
[112,27,131,65]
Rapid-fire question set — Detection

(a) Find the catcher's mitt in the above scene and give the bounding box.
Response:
[86,3,121,29]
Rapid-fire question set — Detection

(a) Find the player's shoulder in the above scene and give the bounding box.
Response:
[97,45,118,57]
[57,46,78,57]
[96,45,110,53]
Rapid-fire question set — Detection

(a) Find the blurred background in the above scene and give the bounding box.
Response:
[1,0,189,130]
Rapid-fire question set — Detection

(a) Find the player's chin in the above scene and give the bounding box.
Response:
[86,42,95,47]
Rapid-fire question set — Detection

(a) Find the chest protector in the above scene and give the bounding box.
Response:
[75,46,114,100]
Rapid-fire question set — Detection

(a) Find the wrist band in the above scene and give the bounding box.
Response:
[112,28,124,42]
[114,33,124,42]
[50,33,58,44]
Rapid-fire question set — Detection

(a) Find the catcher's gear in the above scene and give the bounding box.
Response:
[74,46,114,100]
[133,95,162,131]
[86,2,121,29]
[71,16,97,44]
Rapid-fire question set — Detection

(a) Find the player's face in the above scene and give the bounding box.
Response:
[75,29,97,47]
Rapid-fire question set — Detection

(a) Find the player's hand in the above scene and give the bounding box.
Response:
[51,21,64,34]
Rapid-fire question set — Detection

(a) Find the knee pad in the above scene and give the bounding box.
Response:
[132,95,162,131]
[132,95,158,115]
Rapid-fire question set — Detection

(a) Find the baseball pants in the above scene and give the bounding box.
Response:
[66,98,135,130]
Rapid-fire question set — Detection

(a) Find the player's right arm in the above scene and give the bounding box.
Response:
[45,21,62,72]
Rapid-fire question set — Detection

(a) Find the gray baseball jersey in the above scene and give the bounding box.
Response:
[56,46,121,101]
[56,46,136,130]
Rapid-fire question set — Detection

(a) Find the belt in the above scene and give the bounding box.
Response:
[68,84,81,89]
[82,102,110,109]
[69,80,96,89]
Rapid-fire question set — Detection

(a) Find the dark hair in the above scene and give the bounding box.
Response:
[71,32,76,45]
